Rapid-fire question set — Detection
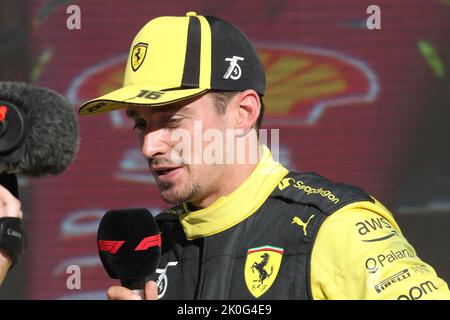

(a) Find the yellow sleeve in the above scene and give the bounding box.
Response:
[311,199,450,300]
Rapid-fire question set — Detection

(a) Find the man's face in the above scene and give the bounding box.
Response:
[127,93,232,205]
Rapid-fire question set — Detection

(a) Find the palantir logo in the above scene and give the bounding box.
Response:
[223,56,245,80]
[364,247,415,274]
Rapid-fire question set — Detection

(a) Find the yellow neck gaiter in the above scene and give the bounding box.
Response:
[179,145,289,240]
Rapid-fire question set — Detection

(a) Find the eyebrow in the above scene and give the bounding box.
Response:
[126,108,137,118]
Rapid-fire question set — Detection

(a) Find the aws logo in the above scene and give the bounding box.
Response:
[355,217,399,242]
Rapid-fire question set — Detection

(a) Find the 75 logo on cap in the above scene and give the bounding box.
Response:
[224,56,244,80]
[131,42,148,71]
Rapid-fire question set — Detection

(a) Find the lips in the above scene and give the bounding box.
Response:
[158,169,172,175]
[152,166,178,174]
[151,166,183,180]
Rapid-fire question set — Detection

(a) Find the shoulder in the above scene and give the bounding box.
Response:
[311,199,450,299]
[313,199,402,261]
[272,171,374,215]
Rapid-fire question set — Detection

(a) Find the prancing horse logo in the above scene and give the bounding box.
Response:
[131,42,148,71]
[245,246,284,298]
[251,253,273,289]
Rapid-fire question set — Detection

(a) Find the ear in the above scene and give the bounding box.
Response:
[234,90,261,134]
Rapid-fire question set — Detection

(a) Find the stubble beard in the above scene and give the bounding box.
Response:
[150,155,199,204]
[158,179,202,205]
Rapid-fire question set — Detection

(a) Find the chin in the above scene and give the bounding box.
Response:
[160,189,191,205]
[158,179,200,205]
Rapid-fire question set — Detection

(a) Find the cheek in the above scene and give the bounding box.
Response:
[189,163,223,184]
[184,163,206,182]
[171,116,228,161]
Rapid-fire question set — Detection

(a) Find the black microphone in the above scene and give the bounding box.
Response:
[0,82,79,267]
[97,208,161,297]
[0,81,79,197]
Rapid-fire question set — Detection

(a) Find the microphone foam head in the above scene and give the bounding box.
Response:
[0,82,79,176]
[97,208,161,286]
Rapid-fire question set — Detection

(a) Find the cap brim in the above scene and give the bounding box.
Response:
[79,84,208,115]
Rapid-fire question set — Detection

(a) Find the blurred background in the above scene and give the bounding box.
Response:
[0,0,449,299]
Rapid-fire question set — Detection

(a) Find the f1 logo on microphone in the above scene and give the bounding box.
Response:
[98,240,125,254]
[98,234,161,254]
[135,234,161,251]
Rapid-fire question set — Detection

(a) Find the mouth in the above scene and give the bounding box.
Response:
[151,166,184,181]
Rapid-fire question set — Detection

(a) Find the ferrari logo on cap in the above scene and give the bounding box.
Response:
[245,246,283,298]
[131,42,148,71]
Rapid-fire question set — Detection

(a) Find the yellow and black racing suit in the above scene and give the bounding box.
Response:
[153,146,450,299]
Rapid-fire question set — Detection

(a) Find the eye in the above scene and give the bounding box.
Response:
[164,117,182,128]
[132,119,147,131]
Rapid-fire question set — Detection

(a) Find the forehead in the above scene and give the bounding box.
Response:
[125,104,181,118]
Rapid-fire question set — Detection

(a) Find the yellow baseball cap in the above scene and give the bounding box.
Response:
[79,12,265,115]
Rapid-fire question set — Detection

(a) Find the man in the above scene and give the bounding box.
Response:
[80,12,450,299]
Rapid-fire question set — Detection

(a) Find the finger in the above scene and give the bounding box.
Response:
[107,285,142,300]
[145,281,158,300]
[0,185,21,218]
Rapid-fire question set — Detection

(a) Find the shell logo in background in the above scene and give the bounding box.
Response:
[258,45,378,126]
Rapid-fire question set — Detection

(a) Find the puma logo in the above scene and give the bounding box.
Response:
[291,215,315,236]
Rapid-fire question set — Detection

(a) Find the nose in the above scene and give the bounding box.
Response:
[140,129,171,159]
